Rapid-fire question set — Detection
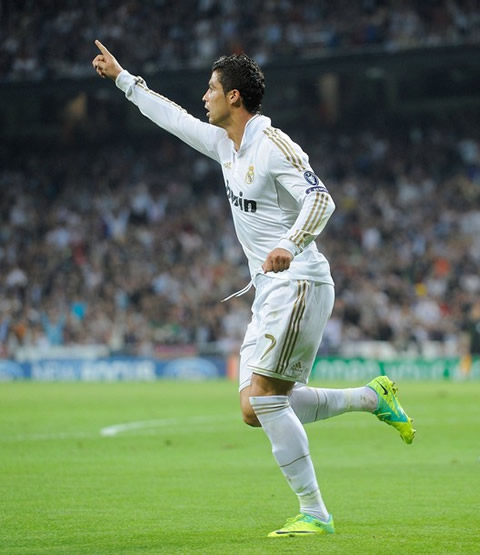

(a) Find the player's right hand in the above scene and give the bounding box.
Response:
[92,40,123,81]
[262,248,293,273]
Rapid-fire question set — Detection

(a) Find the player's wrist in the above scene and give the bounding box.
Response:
[110,65,123,81]
[276,239,300,257]
[115,69,132,91]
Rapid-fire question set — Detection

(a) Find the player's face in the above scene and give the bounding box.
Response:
[202,71,231,127]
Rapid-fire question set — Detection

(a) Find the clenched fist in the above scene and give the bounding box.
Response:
[262,248,293,273]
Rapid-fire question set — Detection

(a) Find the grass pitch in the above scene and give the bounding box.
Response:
[0,379,479,554]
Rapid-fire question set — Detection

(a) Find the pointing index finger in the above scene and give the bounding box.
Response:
[95,40,111,56]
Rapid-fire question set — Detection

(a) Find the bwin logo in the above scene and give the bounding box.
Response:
[225,182,257,213]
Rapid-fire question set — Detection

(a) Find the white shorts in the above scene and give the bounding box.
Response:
[239,274,335,391]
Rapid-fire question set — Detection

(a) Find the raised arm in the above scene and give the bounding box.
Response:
[91,41,225,162]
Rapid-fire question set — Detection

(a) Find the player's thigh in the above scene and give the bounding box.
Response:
[238,318,258,393]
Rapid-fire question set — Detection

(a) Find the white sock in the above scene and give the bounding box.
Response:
[289,385,378,424]
[249,395,329,522]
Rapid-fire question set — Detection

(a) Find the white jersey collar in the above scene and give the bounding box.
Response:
[235,114,271,154]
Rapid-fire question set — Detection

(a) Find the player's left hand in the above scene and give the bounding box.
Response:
[92,40,123,80]
[262,248,293,273]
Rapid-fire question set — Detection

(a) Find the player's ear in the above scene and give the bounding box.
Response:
[229,89,242,107]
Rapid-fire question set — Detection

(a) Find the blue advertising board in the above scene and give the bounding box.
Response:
[0,357,226,381]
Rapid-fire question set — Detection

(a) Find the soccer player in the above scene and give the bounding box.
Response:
[92,40,415,537]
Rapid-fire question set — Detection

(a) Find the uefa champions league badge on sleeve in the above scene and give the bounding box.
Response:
[304,171,328,194]
[304,171,319,186]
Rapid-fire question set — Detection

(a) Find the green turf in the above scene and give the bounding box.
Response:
[0,379,479,554]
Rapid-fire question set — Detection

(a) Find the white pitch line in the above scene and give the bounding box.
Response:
[0,414,238,442]
[100,414,233,437]
[100,418,179,437]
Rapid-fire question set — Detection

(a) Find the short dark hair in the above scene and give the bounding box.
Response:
[212,54,265,114]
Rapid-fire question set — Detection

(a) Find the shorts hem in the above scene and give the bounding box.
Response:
[239,379,251,392]
[248,365,306,385]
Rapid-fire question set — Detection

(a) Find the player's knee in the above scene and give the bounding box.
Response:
[240,394,261,427]
[242,407,261,427]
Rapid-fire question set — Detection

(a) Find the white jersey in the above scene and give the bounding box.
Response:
[116,70,335,286]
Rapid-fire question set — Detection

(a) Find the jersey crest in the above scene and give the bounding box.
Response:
[245,165,255,184]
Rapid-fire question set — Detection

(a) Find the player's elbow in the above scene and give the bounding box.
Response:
[327,193,336,214]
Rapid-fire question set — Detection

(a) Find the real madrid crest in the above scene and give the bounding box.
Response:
[245,165,255,184]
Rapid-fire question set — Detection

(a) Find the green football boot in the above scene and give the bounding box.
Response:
[367,375,416,444]
[268,513,335,537]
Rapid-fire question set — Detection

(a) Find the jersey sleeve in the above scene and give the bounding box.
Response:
[266,130,335,256]
[115,70,224,163]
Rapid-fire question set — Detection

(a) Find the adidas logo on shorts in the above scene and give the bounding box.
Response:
[289,361,304,375]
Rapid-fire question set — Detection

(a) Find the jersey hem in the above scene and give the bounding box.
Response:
[252,272,334,287]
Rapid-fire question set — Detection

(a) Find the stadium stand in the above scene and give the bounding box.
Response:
[1,0,479,81]
[0,1,479,360]
[1,119,479,358]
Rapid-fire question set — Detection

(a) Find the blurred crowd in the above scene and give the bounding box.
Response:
[1,0,479,359]
[1,115,480,358]
[1,0,480,81]
[0,138,253,357]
